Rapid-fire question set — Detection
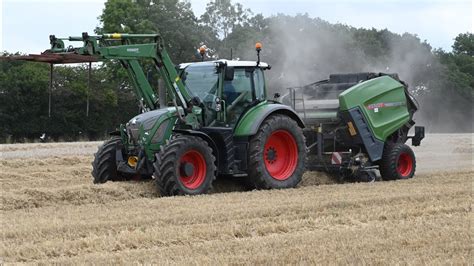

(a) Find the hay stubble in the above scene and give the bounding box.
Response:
[0,135,472,264]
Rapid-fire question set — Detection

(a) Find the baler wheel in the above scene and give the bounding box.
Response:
[92,136,128,184]
[154,135,216,196]
[379,143,416,180]
[248,114,306,189]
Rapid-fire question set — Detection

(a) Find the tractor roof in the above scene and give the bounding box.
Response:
[179,59,270,69]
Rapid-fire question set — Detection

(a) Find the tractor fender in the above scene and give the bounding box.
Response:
[173,129,220,168]
[234,102,305,137]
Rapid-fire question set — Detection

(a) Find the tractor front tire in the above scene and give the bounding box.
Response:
[379,143,416,180]
[248,114,306,189]
[154,135,216,196]
[92,136,126,184]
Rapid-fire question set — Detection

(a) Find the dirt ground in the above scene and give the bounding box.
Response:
[0,134,472,264]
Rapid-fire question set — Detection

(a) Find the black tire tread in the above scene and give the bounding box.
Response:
[91,136,124,184]
[248,114,306,189]
[154,135,216,196]
[379,142,416,180]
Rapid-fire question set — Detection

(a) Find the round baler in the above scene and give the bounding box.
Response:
[281,72,424,181]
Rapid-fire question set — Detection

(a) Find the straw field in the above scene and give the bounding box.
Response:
[1,134,472,264]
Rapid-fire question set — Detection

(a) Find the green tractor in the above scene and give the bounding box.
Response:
[6,33,306,195]
[2,33,424,196]
[98,58,307,195]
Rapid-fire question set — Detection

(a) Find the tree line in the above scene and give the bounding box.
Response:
[0,0,472,143]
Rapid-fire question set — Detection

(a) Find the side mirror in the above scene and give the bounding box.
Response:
[224,66,234,81]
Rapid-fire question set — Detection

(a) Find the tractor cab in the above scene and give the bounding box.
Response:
[179,60,270,127]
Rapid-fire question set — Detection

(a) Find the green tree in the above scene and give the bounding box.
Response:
[0,55,134,142]
[200,0,253,58]
[200,0,252,40]
[452,32,474,56]
[98,0,210,62]
[0,56,49,141]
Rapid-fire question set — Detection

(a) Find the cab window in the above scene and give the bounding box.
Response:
[253,68,266,100]
[224,68,252,103]
[223,68,255,125]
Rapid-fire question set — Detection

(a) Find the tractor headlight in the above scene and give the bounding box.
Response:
[127,123,140,144]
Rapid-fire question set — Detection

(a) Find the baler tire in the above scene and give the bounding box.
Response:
[154,135,216,196]
[379,143,416,180]
[92,136,127,184]
[248,114,306,189]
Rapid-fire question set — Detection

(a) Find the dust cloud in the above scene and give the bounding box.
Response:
[234,15,472,133]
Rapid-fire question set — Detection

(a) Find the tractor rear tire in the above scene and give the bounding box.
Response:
[154,135,216,196]
[248,114,306,189]
[92,136,127,184]
[379,143,416,180]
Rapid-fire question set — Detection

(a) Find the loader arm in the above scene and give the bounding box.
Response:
[1,33,192,112]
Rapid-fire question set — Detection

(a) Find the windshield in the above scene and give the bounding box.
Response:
[181,64,218,99]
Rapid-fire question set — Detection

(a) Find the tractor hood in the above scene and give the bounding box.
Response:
[126,109,172,144]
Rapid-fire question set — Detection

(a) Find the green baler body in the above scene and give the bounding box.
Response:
[338,76,410,141]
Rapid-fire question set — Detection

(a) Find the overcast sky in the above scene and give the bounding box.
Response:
[1,0,472,54]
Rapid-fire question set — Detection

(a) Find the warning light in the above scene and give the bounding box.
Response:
[199,46,206,56]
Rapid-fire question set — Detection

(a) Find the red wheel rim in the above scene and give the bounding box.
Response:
[397,152,413,177]
[179,150,207,189]
[264,130,298,180]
